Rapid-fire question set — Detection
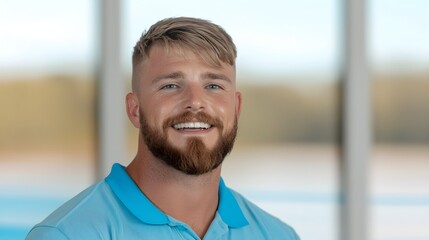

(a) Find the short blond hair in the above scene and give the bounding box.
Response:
[132,17,237,91]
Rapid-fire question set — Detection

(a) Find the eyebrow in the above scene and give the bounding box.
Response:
[202,72,232,83]
[151,71,232,84]
[152,71,185,84]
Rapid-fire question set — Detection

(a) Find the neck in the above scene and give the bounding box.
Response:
[126,146,221,238]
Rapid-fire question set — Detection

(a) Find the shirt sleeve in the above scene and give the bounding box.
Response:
[26,226,70,240]
[290,227,301,240]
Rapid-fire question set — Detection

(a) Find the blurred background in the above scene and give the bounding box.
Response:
[0,0,428,239]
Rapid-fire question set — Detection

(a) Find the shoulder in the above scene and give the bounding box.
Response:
[26,181,120,240]
[231,190,300,240]
[26,226,70,240]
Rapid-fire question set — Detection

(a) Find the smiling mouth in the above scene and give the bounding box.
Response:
[173,122,212,131]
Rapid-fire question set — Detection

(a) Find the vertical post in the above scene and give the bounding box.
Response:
[341,0,370,239]
[97,0,124,179]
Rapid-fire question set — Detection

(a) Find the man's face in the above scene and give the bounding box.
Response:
[129,45,241,175]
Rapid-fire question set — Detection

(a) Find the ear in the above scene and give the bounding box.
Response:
[235,91,242,119]
[126,92,141,128]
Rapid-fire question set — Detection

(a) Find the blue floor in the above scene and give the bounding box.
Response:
[0,226,29,240]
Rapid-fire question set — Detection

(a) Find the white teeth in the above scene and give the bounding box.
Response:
[173,122,211,130]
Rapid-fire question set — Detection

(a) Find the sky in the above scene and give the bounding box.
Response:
[0,0,428,80]
[0,0,95,74]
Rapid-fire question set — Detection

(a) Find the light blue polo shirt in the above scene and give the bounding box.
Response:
[26,163,300,240]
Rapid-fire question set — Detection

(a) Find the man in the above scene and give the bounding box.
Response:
[26,17,300,240]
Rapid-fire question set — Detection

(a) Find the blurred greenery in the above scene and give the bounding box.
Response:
[0,71,428,154]
[373,71,429,143]
[237,81,340,145]
[0,75,96,152]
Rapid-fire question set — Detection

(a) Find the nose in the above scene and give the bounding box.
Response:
[184,85,205,112]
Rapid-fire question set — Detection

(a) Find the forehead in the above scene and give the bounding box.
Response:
[131,45,236,93]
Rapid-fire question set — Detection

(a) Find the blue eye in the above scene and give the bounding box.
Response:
[161,84,178,89]
[207,84,221,89]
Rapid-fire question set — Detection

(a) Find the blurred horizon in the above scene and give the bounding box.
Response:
[1,71,428,155]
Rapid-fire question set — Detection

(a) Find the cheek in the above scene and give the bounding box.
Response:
[213,96,237,123]
[148,102,183,131]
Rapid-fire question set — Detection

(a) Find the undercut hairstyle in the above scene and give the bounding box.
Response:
[131,17,237,92]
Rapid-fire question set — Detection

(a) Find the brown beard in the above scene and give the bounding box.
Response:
[139,110,238,175]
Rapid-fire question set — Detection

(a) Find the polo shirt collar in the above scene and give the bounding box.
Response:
[218,178,249,227]
[105,163,169,224]
[105,163,248,228]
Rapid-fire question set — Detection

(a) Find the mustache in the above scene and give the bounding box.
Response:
[163,111,223,130]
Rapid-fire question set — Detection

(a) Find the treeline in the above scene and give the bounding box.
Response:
[0,75,96,151]
[238,72,429,144]
[237,82,340,144]
[0,72,428,152]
